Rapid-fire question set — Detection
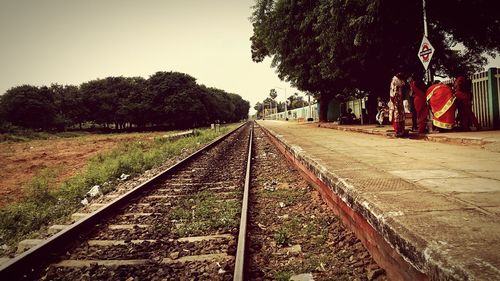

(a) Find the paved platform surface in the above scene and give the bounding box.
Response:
[318,122,500,152]
[258,120,500,281]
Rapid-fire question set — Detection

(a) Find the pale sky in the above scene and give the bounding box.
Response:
[0,0,498,115]
[0,0,301,114]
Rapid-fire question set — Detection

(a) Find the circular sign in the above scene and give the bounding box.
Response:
[419,43,432,62]
[418,36,434,70]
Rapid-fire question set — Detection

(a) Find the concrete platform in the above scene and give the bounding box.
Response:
[318,122,500,152]
[258,120,500,281]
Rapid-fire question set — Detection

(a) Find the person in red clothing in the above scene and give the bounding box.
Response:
[426,82,456,131]
[409,77,428,134]
[455,76,481,131]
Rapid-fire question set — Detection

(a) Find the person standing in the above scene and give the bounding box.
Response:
[426,82,456,131]
[406,79,417,131]
[410,78,429,134]
[455,76,481,131]
[376,97,387,126]
[389,73,406,137]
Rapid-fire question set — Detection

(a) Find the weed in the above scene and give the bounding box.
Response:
[172,192,241,236]
[275,227,291,246]
[170,206,192,221]
[0,169,69,245]
[0,125,238,246]
[0,130,86,143]
[274,271,293,281]
[337,249,352,259]
[263,188,306,206]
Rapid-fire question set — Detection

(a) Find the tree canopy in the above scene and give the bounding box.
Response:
[0,71,250,131]
[250,0,499,120]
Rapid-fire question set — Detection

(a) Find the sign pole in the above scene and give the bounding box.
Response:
[422,0,436,133]
[422,0,433,83]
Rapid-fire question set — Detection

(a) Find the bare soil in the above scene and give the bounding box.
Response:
[0,132,167,208]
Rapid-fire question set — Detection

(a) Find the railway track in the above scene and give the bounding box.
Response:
[0,122,253,280]
[1,121,389,280]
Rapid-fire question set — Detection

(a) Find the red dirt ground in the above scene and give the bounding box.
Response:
[0,132,166,208]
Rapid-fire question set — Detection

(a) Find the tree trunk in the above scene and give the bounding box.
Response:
[319,94,331,122]
[366,95,377,124]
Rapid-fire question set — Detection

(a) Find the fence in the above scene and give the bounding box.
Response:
[266,103,319,121]
[264,68,500,127]
[442,67,499,129]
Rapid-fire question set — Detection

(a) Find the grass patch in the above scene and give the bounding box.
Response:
[275,227,292,246]
[274,271,293,281]
[261,188,307,206]
[0,124,239,247]
[0,130,88,143]
[172,191,241,237]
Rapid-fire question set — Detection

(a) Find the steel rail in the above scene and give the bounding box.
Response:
[233,122,253,281]
[0,122,248,280]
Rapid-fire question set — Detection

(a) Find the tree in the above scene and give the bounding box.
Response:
[228,93,250,121]
[50,84,87,130]
[269,88,278,100]
[287,93,305,110]
[80,79,113,127]
[0,85,55,130]
[254,101,264,118]
[146,71,200,126]
[250,0,500,121]
[269,88,278,114]
[122,77,147,128]
[163,87,208,128]
[0,71,250,131]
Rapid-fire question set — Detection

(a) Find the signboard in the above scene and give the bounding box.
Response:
[418,36,434,70]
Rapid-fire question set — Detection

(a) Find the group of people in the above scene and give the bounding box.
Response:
[339,108,369,125]
[380,73,480,137]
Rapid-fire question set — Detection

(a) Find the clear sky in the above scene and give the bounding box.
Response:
[0,0,498,115]
[0,0,301,115]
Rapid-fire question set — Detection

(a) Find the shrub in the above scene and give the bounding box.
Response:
[0,125,237,246]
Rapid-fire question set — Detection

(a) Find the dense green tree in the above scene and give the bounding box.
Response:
[0,71,249,131]
[146,71,199,126]
[50,84,87,130]
[250,0,499,121]
[81,76,155,128]
[123,77,148,128]
[163,87,208,128]
[287,93,305,110]
[228,93,250,122]
[254,101,264,118]
[0,85,55,130]
[80,79,113,127]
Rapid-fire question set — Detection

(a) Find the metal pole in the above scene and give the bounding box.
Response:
[423,0,428,37]
[423,0,435,133]
[308,94,312,120]
[275,87,288,120]
[284,88,287,120]
[275,100,278,120]
[422,0,433,83]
